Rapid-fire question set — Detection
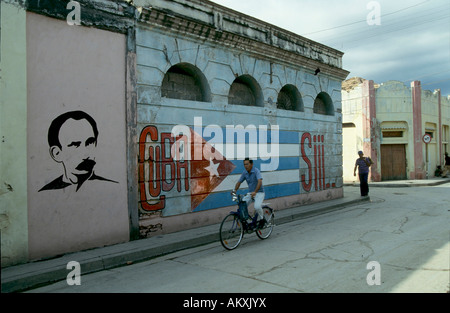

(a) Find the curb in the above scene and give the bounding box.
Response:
[1,195,370,293]
[344,178,450,188]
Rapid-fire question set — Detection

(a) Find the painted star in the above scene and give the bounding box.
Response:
[204,159,220,181]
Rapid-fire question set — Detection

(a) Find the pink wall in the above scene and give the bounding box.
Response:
[411,81,425,179]
[362,80,381,182]
[437,89,442,166]
[26,13,129,260]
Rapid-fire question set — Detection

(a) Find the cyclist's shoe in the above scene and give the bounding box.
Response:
[257,219,266,229]
[246,221,256,232]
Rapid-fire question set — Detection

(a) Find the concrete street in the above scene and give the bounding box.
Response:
[26,184,449,293]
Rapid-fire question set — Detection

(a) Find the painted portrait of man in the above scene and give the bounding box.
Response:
[39,110,118,192]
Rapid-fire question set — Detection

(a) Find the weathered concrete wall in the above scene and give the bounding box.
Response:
[422,89,440,174]
[135,1,349,236]
[442,95,450,157]
[376,81,415,179]
[134,0,345,72]
[342,79,366,182]
[26,12,129,261]
[0,0,29,267]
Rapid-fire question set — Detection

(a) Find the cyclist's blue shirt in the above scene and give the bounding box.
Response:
[238,167,264,193]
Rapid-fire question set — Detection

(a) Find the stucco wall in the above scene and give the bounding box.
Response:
[375,81,416,177]
[422,90,441,172]
[342,78,450,182]
[136,25,345,236]
[342,84,364,182]
[26,13,129,261]
[0,1,29,267]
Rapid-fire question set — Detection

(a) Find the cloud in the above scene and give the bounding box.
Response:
[210,0,450,95]
[343,29,450,94]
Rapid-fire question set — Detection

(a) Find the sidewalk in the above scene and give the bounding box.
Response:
[3,179,447,293]
[345,176,450,188]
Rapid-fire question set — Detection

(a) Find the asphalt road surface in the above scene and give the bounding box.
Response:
[27,184,450,293]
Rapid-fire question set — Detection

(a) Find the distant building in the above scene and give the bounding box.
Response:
[342,77,450,182]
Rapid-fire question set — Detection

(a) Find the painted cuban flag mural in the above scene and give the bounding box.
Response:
[138,118,337,219]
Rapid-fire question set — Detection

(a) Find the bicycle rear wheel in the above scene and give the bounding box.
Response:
[256,207,274,240]
[220,214,244,250]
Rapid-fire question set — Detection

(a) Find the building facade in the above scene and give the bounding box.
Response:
[1,0,349,266]
[342,77,450,183]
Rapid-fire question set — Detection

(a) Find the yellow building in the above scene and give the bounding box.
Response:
[342,77,450,182]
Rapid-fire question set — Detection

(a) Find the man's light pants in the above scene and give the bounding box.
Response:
[243,192,265,221]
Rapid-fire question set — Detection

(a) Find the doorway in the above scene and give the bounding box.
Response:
[381,144,407,181]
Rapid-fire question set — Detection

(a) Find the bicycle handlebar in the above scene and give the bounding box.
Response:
[231,191,255,202]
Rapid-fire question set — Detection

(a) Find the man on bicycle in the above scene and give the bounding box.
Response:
[233,158,266,229]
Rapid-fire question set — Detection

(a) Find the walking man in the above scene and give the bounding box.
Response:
[354,151,373,197]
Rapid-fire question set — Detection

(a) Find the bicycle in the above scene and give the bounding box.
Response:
[219,191,275,250]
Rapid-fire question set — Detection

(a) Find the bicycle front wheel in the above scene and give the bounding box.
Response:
[256,207,274,240]
[220,214,244,250]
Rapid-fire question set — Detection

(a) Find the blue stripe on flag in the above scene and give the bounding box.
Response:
[193,182,301,212]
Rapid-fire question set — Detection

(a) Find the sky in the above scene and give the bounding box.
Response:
[209,0,450,96]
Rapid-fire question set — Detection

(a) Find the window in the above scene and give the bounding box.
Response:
[443,125,449,154]
[314,92,334,116]
[161,63,211,102]
[277,85,303,112]
[383,131,403,138]
[425,123,436,141]
[228,75,263,107]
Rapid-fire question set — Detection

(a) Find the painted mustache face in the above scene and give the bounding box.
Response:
[75,158,96,172]
[73,159,96,191]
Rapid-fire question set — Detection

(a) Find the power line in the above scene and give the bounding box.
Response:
[319,5,450,50]
[404,70,450,83]
[313,3,449,44]
[422,78,450,86]
[328,14,449,49]
[301,0,432,36]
